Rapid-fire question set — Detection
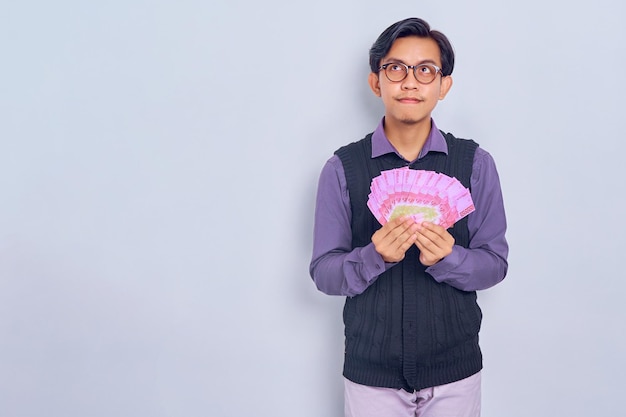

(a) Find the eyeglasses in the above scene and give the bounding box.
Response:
[378,62,443,84]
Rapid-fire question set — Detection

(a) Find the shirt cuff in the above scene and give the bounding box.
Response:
[425,246,461,283]
[360,243,394,282]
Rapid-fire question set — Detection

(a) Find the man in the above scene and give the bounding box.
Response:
[309,17,509,417]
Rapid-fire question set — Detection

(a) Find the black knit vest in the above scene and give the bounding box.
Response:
[335,131,481,391]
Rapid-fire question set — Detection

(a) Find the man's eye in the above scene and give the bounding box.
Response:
[389,64,404,72]
[418,65,434,74]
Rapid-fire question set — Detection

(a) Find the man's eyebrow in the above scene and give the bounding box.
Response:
[382,58,439,66]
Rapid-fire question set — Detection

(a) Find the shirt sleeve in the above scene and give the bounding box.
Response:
[426,148,509,291]
[309,155,394,297]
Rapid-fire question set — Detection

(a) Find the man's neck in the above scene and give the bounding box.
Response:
[383,118,432,161]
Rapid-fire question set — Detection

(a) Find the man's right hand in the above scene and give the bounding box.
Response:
[372,216,420,263]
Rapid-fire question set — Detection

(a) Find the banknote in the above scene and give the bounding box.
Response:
[367,167,475,229]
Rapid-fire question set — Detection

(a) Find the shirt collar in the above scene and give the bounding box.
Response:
[371,117,448,162]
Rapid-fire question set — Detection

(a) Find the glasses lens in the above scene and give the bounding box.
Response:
[414,65,438,84]
[384,63,408,82]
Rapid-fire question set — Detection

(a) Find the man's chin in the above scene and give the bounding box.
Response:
[399,117,420,125]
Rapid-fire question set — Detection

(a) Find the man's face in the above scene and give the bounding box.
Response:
[368,36,452,127]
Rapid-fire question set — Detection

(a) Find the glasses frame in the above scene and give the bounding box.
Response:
[378,62,443,84]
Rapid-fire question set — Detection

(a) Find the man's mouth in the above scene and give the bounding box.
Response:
[397,97,423,103]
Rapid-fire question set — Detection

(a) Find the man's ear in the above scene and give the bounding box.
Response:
[368,72,381,97]
[439,75,453,100]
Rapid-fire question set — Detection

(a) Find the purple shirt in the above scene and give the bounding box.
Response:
[310,119,509,297]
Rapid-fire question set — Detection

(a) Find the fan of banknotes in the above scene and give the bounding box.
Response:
[367,167,475,229]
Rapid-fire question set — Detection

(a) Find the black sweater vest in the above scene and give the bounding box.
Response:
[335,131,481,391]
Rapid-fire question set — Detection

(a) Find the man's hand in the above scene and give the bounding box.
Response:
[414,222,455,266]
[372,216,420,263]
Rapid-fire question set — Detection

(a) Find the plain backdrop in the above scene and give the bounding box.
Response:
[1,1,625,416]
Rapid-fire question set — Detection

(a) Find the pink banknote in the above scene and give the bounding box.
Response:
[367,167,475,229]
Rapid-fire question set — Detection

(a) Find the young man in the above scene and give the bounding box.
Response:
[310,18,509,417]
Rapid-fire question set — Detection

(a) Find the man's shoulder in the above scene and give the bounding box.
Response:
[333,133,375,167]
[438,130,480,148]
[334,133,373,156]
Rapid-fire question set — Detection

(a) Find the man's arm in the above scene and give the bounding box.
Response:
[425,148,509,291]
[309,156,418,297]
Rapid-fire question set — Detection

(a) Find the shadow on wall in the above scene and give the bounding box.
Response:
[292,173,345,416]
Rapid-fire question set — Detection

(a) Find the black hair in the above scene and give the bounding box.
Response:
[369,17,455,76]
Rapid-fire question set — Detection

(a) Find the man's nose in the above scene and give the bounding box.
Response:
[402,70,420,89]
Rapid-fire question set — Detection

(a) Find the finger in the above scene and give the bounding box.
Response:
[416,221,447,239]
[414,233,438,256]
[385,230,418,262]
[386,215,416,232]
[394,221,421,243]
[376,221,418,250]
[415,237,443,266]
[378,216,416,240]
[414,224,437,247]
[373,220,420,262]
[397,231,419,252]
[416,228,453,251]
[414,224,454,265]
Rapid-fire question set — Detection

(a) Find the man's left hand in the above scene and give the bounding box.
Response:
[414,222,455,266]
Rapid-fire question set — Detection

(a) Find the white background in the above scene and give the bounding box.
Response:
[1,1,625,416]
